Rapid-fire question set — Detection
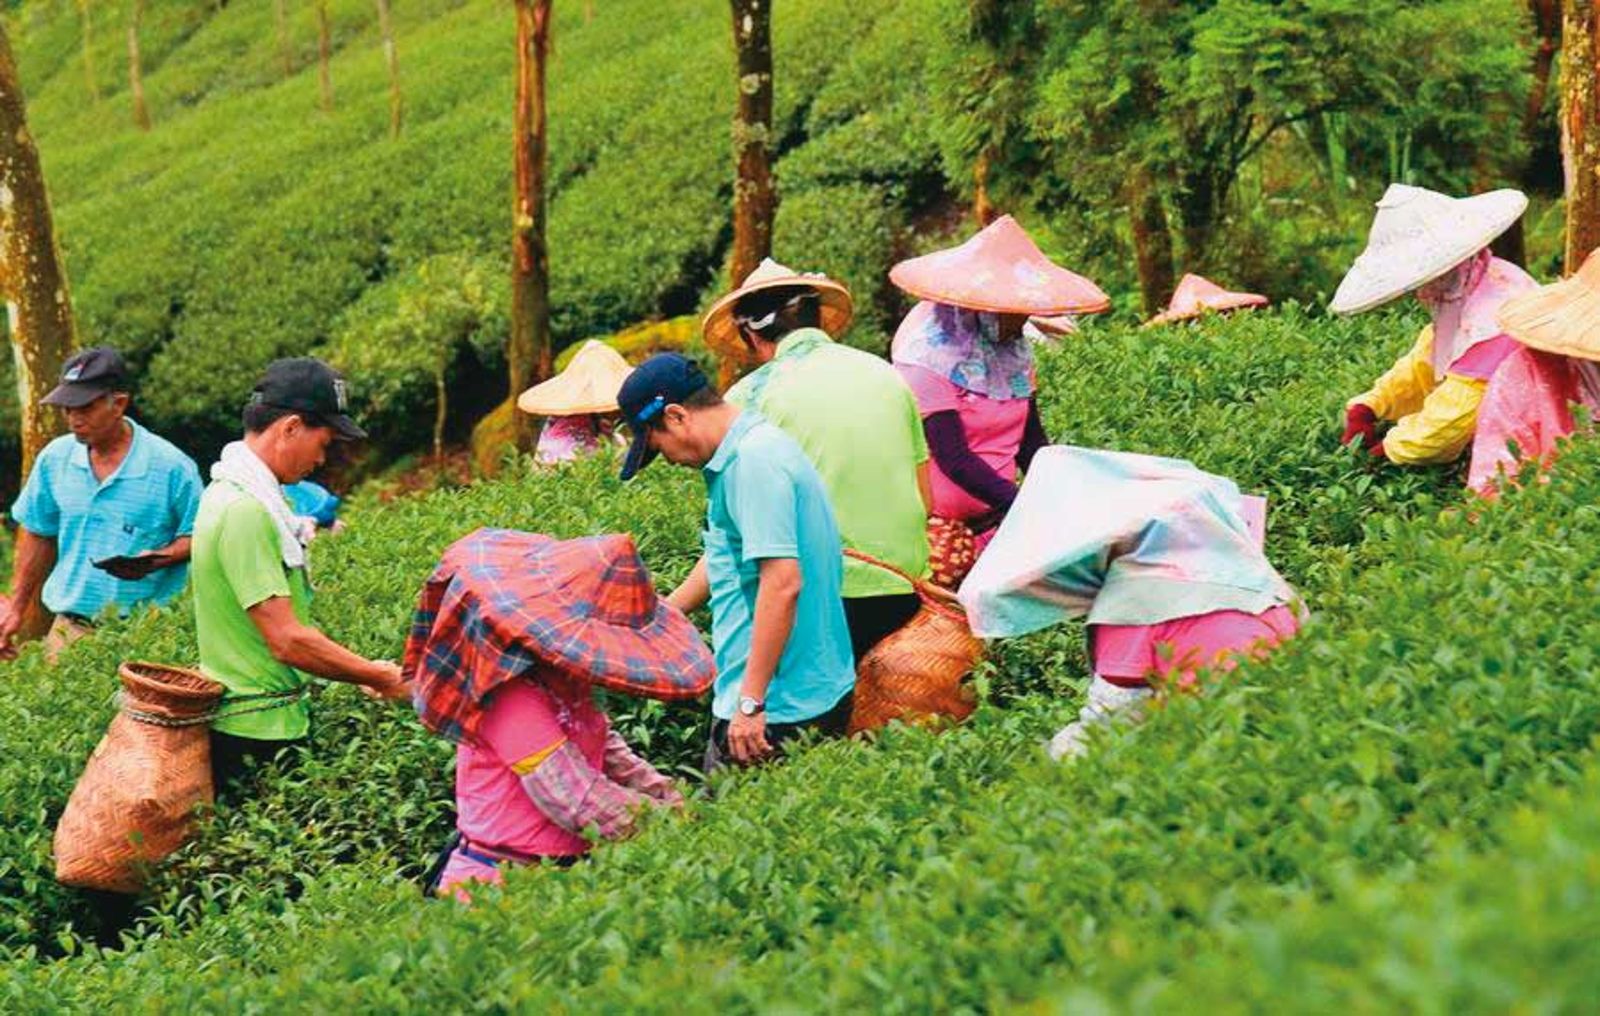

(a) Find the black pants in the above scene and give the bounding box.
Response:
[209,730,304,806]
[842,593,920,659]
[704,691,854,774]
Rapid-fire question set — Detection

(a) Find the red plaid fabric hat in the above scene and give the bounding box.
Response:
[405,529,715,743]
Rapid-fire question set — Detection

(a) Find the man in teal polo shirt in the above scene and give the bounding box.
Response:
[617,353,855,770]
[1,347,202,659]
[714,259,932,658]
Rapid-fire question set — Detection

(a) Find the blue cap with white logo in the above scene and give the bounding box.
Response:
[615,353,709,481]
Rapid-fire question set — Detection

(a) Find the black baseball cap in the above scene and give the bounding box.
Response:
[616,353,710,481]
[249,357,366,441]
[42,347,130,408]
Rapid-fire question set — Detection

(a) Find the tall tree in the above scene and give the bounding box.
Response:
[274,0,293,79]
[724,0,775,386]
[0,24,78,481]
[376,0,403,138]
[317,0,334,112]
[509,0,553,450]
[1563,0,1600,270]
[78,0,100,103]
[127,0,150,130]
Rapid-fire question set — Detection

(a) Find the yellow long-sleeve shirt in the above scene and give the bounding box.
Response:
[1349,325,1488,466]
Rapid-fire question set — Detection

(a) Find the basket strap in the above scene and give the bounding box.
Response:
[842,548,966,617]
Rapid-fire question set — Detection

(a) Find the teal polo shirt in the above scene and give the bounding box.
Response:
[702,410,855,724]
[11,419,203,619]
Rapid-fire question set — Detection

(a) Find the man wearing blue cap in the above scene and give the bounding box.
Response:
[1,346,202,658]
[617,353,855,769]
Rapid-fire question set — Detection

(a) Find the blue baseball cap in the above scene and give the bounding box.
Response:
[616,353,710,481]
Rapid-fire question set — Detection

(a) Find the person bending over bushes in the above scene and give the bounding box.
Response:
[617,354,857,771]
[405,530,714,900]
[192,359,411,801]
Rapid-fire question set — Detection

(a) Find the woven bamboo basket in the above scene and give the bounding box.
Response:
[54,662,224,893]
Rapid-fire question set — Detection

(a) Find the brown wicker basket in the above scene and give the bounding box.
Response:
[845,550,983,735]
[54,662,224,893]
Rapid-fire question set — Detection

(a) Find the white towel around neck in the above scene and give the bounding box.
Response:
[211,441,307,570]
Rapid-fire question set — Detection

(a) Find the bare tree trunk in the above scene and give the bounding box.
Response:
[78,0,100,103]
[1129,173,1175,316]
[127,0,150,131]
[973,146,996,228]
[1527,0,1562,146]
[275,0,293,78]
[509,0,553,451]
[0,26,77,483]
[317,0,334,113]
[1563,0,1600,271]
[723,0,774,388]
[376,0,403,138]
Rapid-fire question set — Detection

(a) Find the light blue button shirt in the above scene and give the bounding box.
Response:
[702,410,855,724]
[11,419,203,619]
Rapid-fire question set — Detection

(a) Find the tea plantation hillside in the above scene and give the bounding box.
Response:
[4,309,1600,1010]
[6,0,995,468]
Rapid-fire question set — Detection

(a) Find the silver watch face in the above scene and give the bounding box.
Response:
[738,697,760,716]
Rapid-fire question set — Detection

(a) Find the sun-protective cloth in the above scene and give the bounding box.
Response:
[405,530,715,744]
[534,415,624,466]
[957,446,1298,639]
[1330,184,1527,314]
[702,257,854,360]
[893,301,1037,400]
[725,328,930,599]
[517,340,634,417]
[1350,325,1514,466]
[889,215,1111,316]
[1416,253,1537,375]
[1495,245,1600,361]
[1143,274,1268,327]
[1469,345,1600,497]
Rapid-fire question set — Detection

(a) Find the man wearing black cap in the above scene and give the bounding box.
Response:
[1,346,203,658]
[190,357,409,798]
[617,353,855,770]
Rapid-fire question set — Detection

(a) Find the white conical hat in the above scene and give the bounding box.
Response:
[516,340,634,416]
[1329,184,1527,315]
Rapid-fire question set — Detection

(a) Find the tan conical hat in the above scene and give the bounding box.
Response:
[889,215,1111,315]
[702,258,854,359]
[1329,184,1527,315]
[1144,274,1268,327]
[1495,248,1600,361]
[516,340,634,416]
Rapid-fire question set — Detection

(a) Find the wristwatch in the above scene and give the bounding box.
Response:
[737,695,765,717]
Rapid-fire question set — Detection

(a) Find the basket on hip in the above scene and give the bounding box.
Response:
[54,662,224,893]
[844,549,983,735]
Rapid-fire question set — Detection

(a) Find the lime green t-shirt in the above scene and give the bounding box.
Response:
[191,480,313,740]
[726,329,931,598]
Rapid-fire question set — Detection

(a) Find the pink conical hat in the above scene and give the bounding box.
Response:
[1144,274,1268,327]
[890,215,1111,316]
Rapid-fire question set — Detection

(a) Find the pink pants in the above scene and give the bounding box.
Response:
[1090,604,1299,690]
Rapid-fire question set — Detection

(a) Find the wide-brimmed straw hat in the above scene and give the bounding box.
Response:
[407,529,715,743]
[516,340,634,416]
[702,258,853,359]
[1329,184,1527,315]
[1144,274,1268,328]
[889,215,1111,316]
[1495,247,1600,362]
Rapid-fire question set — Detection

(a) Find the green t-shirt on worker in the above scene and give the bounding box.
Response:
[191,480,313,741]
[726,328,931,598]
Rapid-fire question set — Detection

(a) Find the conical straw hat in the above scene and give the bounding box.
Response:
[889,215,1111,316]
[702,258,854,359]
[1495,247,1600,362]
[1144,274,1268,327]
[516,340,634,416]
[1329,184,1527,315]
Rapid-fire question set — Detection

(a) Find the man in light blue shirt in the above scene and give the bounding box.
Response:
[617,353,855,770]
[1,347,202,657]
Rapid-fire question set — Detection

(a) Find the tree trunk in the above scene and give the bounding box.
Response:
[317,0,334,113]
[1128,174,1175,316]
[274,0,293,79]
[376,0,402,137]
[973,146,996,228]
[509,0,553,451]
[723,0,775,388]
[1562,0,1600,271]
[0,25,77,484]
[127,0,150,131]
[1176,168,1222,270]
[1527,0,1562,144]
[78,0,100,103]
